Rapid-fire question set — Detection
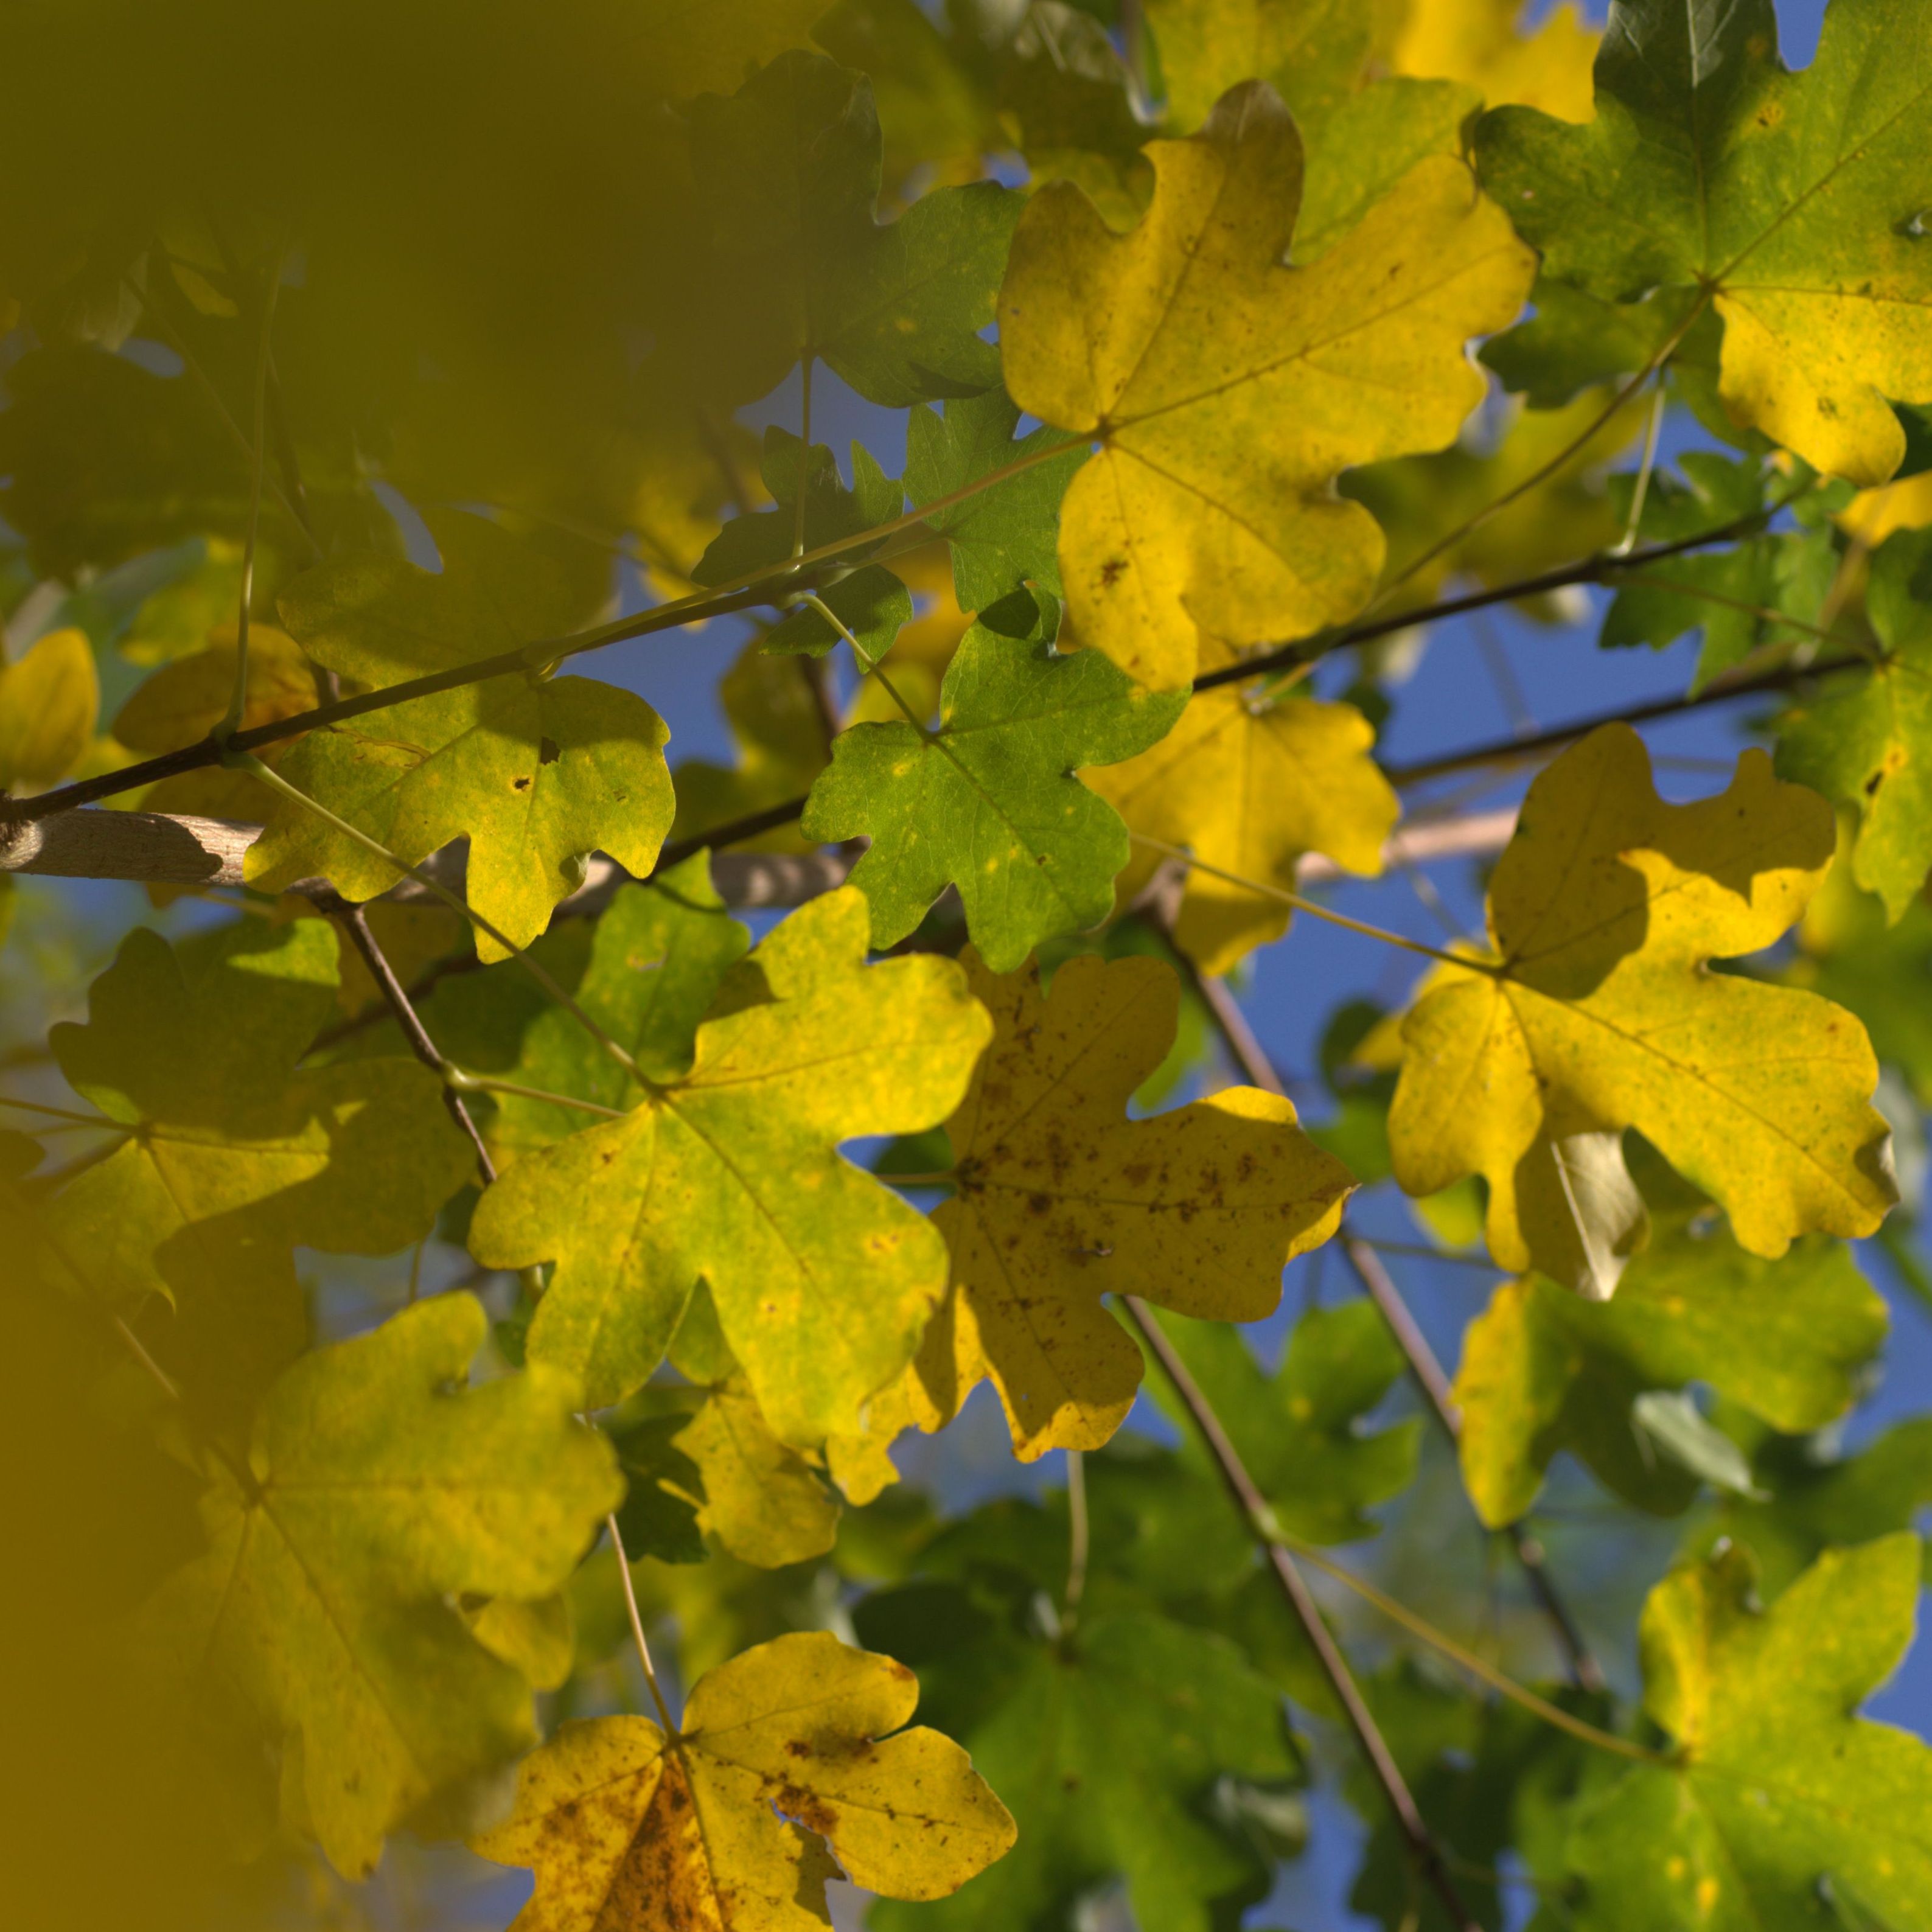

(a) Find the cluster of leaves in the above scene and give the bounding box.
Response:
[5,1,1932,1930]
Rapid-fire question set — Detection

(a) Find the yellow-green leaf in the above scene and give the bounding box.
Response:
[246,513,672,958]
[1564,1536,1932,1928]
[144,1294,622,1879]
[997,80,1533,689]
[0,626,97,791]
[469,889,991,1442]
[1388,0,1597,120]
[1387,725,1896,1291]
[473,1630,1016,1930]
[909,950,1353,1458]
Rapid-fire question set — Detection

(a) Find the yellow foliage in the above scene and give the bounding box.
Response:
[0,627,97,792]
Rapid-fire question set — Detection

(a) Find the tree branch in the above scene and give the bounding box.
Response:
[1120,1294,1480,1932]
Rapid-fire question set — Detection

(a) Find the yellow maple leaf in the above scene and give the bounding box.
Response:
[997,80,1534,690]
[472,1630,1016,1931]
[0,627,97,793]
[1387,725,1896,1295]
[908,950,1353,1459]
[1840,469,1932,547]
[1389,0,1597,121]
[1090,654,1398,975]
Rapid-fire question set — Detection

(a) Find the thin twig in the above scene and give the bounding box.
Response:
[1120,1295,1480,1932]
[218,254,285,742]
[606,1511,678,1734]
[1385,652,1867,787]
[1339,1236,1606,1695]
[334,904,497,1183]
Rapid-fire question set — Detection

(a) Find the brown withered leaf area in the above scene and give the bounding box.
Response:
[472,1631,1014,1931]
[905,950,1353,1460]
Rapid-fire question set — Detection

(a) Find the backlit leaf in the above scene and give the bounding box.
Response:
[907,949,1352,1457]
[1474,0,1932,484]
[0,625,97,792]
[998,79,1533,688]
[472,1630,1015,1930]
[1563,1536,1932,1928]
[800,588,1185,971]
[468,888,991,1442]
[246,513,673,958]
[1388,725,1896,1292]
[144,1294,622,1878]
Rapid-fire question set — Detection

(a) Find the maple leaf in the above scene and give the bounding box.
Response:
[904,391,1088,615]
[689,50,1020,407]
[428,854,752,1167]
[467,888,991,1443]
[907,950,1352,1459]
[1454,1208,1886,1526]
[1562,1535,1932,1928]
[1387,724,1896,1294]
[1778,524,1932,920]
[1474,0,1932,486]
[472,1630,1016,1931]
[800,588,1186,972]
[245,513,674,958]
[1091,675,1398,975]
[670,638,830,851]
[41,917,472,1411]
[693,430,910,661]
[1388,0,1597,120]
[144,1293,622,1879]
[860,1593,1298,1932]
[0,624,96,791]
[1145,1302,1421,1543]
[1143,0,1372,135]
[997,79,1534,689]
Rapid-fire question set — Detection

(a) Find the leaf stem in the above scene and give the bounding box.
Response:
[1120,1294,1481,1932]
[1611,382,1667,557]
[441,1066,629,1121]
[1128,833,1491,975]
[605,1510,678,1734]
[1063,1447,1089,1630]
[0,1093,115,1128]
[217,253,284,744]
[234,752,644,1086]
[333,903,498,1184]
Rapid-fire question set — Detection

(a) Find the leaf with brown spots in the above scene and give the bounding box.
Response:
[902,949,1353,1459]
[473,1630,1016,1932]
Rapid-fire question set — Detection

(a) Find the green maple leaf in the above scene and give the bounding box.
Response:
[1564,1535,1932,1928]
[1779,525,1932,920]
[799,589,1185,971]
[467,888,991,1442]
[144,1293,621,1880]
[428,852,752,1164]
[1455,1203,1886,1526]
[41,918,472,1412]
[860,1589,1299,1932]
[1144,1302,1422,1546]
[1474,0,1932,485]
[688,49,1021,406]
[245,512,674,958]
[903,391,1087,613]
[693,428,910,660]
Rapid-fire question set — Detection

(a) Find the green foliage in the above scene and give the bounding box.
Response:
[7,5,1932,1929]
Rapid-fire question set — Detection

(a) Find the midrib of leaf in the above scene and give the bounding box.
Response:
[1499,975,1876,1205]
